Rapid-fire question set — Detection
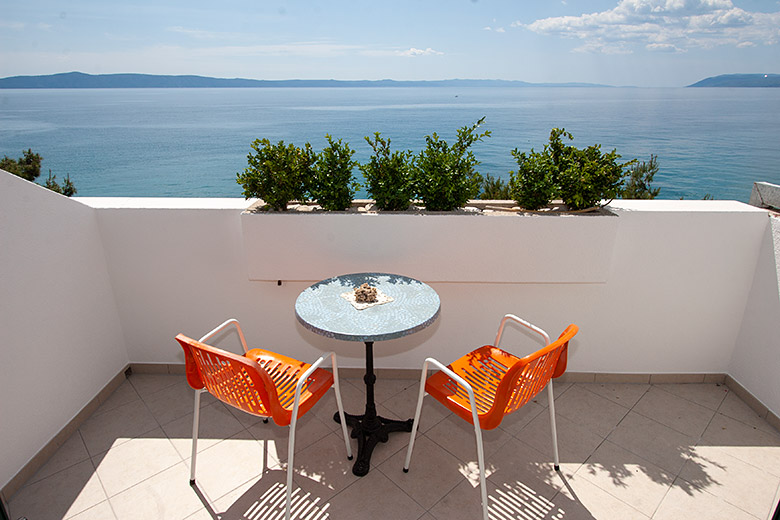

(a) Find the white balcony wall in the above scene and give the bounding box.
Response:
[0,173,127,491]
[730,215,780,415]
[3,175,778,491]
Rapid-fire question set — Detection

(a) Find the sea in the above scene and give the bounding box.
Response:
[1,86,779,202]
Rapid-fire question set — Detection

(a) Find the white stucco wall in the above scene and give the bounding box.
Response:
[3,180,778,490]
[729,215,780,415]
[0,173,127,491]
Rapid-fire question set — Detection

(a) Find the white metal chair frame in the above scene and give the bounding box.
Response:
[188,319,352,520]
[403,314,561,520]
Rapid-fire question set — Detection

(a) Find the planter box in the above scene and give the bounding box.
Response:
[240,204,620,283]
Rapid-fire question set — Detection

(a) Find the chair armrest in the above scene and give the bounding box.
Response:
[494,314,551,350]
[198,318,249,353]
[291,352,336,420]
[422,357,481,428]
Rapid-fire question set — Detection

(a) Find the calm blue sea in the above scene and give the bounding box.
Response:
[1,87,779,201]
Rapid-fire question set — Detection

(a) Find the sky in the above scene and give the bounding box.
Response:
[1,0,779,87]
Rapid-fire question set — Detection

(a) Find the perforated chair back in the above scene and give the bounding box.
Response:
[425,324,577,431]
[176,334,333,427]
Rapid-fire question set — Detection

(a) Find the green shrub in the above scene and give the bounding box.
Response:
[622,154,661,199]
[479,174,511,200]
[360,133,415,211]
[237,138,315,211]
[412,117,491,211]
[510,128,634,211]
[509,150,557,210]
[311,135,359,211]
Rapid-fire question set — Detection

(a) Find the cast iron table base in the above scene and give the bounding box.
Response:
[333,341,413,476]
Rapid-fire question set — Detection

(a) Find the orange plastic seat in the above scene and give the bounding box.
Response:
[404,315,578,520]
[176,319,352,520]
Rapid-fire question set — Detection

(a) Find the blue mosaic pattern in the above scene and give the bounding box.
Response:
[295,273,440,342]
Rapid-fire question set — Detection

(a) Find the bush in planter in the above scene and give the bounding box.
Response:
[311,135,359,211]
[479,173,511,200]
[412,117,491,211]
[509,128,635,211]
[237,138,316,211]
[360,133,415,211]
[509,149,557,210]
[622,154,661,199]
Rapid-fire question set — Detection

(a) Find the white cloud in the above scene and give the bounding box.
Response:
[483,26,506,33]
[517,0,780,54]
[396,47,444,57]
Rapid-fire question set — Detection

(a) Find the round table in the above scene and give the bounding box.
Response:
[295,272,440,476]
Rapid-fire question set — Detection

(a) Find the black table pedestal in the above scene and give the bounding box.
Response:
[333,341,413,476]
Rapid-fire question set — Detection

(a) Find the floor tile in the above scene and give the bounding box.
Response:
[380,381,453,434]
[67,501,118,520]
[212,469,319,520]
[308,381,366,432]
[324,469,425,520]
[700,413,780,477]
[8,460,107,520]
[678,445,780,519]
[26,431,91,485]
[92,428,182,498]
[162,401,246,460]
[632,385,716,438]
[94,380,141,417]
[186,430,281,502]
[606,411,697,476]
[575,440,672,517]
[554,384,631,438]
[290,430,358,502]
[718,391,777,434]
[497,398,546,436]
[128,373,183,399]
[653,477,760,520]
[425,413,512,463]
[246,412,333,462]
[78,399,160,457]
[143,381,216,427]
[553,474,650,520]
[654,383,730,411]
[379,434,467,509]
[519,409,605,465]
[485,436,564,500]
[580,382,649,409]
[109,462,204,520]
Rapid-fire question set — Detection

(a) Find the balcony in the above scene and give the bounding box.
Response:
[2,171,780,519]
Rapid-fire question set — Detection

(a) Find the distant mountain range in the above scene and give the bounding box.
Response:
[2,71,777,89]
[0,71,608,89]
[688,74,780,87]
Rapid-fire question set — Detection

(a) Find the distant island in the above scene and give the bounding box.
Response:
[0,71,608,89]
[688,74,780,87]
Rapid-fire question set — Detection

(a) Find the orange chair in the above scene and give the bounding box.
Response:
[176,318,352,520]
[403,315,578,520]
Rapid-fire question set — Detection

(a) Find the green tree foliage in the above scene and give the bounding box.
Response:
[509,148,557,210]
[2,149,78,196]
[510,128,634,211]
[311,135,359,211]
[237,139,316,211]
[622,154,661,199]
[359,133,415,211]
[479,173,511,200]
[412,117,491,211]
[1,149,42,181]
[43,170,78,197]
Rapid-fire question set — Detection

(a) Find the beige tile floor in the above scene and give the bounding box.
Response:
[8,373,780,520]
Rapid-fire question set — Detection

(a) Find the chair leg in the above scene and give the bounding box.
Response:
[547,380,560,471]
[286,414,298,520]
[190,389,203,484]
[473,420,489,520]
[403,361,430,472]
[331,353,353,460]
